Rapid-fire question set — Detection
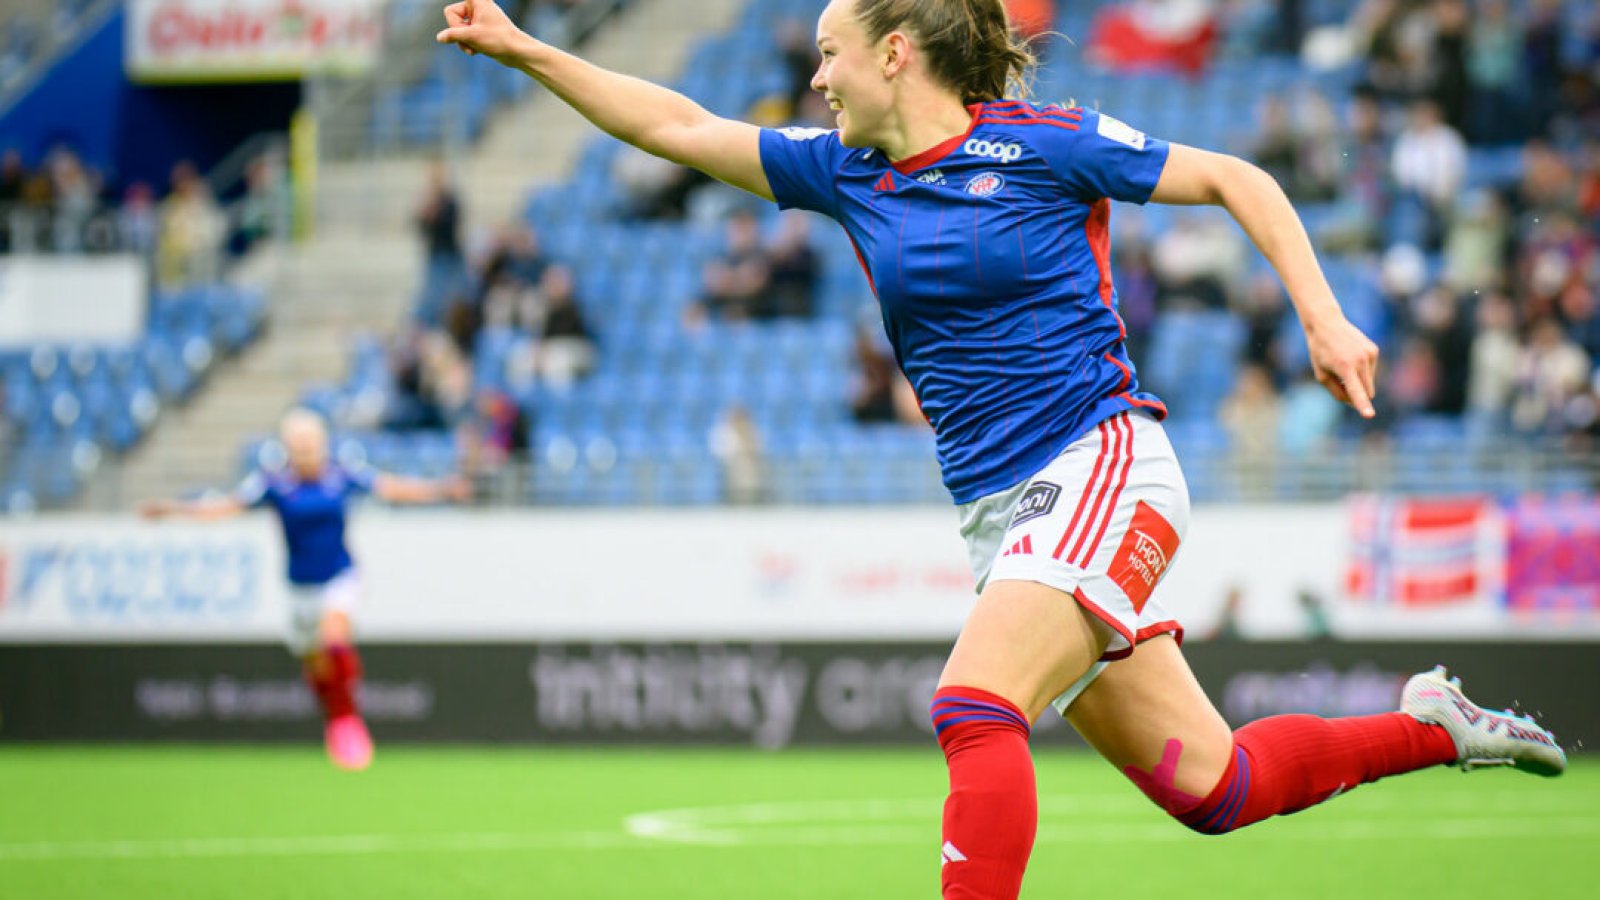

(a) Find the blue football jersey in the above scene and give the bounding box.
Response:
[760,101,1171,503]
[235,463,374,585]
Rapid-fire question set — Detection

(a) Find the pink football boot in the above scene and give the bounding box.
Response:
[325,714,374,771]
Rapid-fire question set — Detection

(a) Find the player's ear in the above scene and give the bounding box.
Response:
[881,30,911,79]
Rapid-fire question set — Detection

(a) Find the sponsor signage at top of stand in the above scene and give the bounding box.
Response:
[126,0,387,83]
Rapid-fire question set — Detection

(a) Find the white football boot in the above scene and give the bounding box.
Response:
[1401,665,1566,777]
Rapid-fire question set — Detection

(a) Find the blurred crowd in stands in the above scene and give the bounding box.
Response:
[1078,0,1600,463]
[0,144,292,286]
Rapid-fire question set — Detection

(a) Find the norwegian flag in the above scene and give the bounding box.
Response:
[1346,495,1497,607]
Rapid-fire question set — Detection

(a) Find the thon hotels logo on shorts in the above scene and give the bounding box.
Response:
[1010,482,1061,528]
[1110,501,1180,613]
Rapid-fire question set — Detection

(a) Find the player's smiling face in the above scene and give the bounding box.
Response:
[812,0,891,148]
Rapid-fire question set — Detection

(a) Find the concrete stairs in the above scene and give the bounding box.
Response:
[87,0,749,508]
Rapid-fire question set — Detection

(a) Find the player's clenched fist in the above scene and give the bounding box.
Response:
[436,0,531,65]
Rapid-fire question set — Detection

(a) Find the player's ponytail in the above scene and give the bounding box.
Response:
[853,0,1037,104]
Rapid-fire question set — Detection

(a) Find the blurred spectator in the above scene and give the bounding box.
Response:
[851,328,900,424]
[1409,285,1471,415]
[1466,292,1521,433]
[0,149,25,252]
[777,19,818,114]
[1390,99,1466,249]
[1465,0,1524,145]
[118,183,159,258]
[614,145,711,221]
[1152,213,1244,311]
[1442,188,1509,294]
[155,161,224,288]
[759,211,818,319]
[1236,273,1288,382]
[1428,0,1470,134]
[711,406,767,504]
[693,209,769,323]
[229,151,291,256]
[1250,94,1300,193]
[1220,363,1281,497]
[1510,316,1590,435]
[415,161,465,325]
[1278,374,1341,455]
[47,148,97,253]
[533,264,596,388]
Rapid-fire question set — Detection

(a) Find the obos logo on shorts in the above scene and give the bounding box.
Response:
[963,138,1022,163]
[1010,481,1061,528]
[965,172,1005,197]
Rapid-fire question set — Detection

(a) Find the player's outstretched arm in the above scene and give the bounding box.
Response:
[436,0,773,201]
[139,495,247,522]
[1149,144,1380,418]
[372,473,472,505]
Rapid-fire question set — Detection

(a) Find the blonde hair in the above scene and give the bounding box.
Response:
[279,408,328,445]
[852,0,1037,104]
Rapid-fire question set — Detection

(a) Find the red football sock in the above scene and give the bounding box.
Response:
[305,643,363,722]
[1178,713,1457,834]
[932,687,1036,900]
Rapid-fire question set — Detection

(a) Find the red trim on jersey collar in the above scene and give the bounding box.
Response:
[889,103,984,175]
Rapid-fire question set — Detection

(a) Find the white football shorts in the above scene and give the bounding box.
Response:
[958,410,1190,714]
[285,567,362,656]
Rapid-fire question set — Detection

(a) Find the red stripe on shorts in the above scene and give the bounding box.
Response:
[1075,414,1137,568]
[1053,420,1112,560]
[1065,414,1128,565]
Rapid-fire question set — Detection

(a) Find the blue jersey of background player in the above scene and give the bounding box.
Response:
[761,103,1170,502]
[144,409,467,771]
[234,452,375,587]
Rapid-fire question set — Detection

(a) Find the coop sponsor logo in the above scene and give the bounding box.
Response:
[0,539,261,624]
[963,138,1022,163]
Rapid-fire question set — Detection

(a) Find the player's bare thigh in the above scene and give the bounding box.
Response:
[938,579,1114,723]
[1065,634,1233,804]
[318,610,353,648]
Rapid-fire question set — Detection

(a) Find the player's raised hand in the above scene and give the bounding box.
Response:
[436,0,532,66]
[1307,314,1380,419]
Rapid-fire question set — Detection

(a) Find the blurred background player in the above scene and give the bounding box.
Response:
[141,408,469,770]
[434,0,1568,896]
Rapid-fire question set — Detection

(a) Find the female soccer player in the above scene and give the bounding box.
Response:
[437,1,1567,895]
[142,409,468,771]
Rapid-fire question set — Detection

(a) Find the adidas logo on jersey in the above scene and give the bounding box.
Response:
[963,138,1022,163]
[873,171,896,192]
[941,841,967,866]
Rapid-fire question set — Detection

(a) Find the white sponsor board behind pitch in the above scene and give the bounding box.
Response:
[125,0,386,83]
[0,506,1592,642]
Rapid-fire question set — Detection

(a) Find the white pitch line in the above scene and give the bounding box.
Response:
[0,830,642,863]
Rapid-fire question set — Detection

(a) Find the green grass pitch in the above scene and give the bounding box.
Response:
[1,747,1594,898]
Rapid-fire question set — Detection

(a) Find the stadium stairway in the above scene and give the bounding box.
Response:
[81,0,747,506]
[313,0,748,233]
[83,233,420,507]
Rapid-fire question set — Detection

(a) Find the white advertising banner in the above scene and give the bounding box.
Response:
[1,505,1596,643]
[0,256,146,346]
[125,0,386,83]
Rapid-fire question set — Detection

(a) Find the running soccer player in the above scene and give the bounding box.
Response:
[436,1,1568,895]
[142,409,469,771]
